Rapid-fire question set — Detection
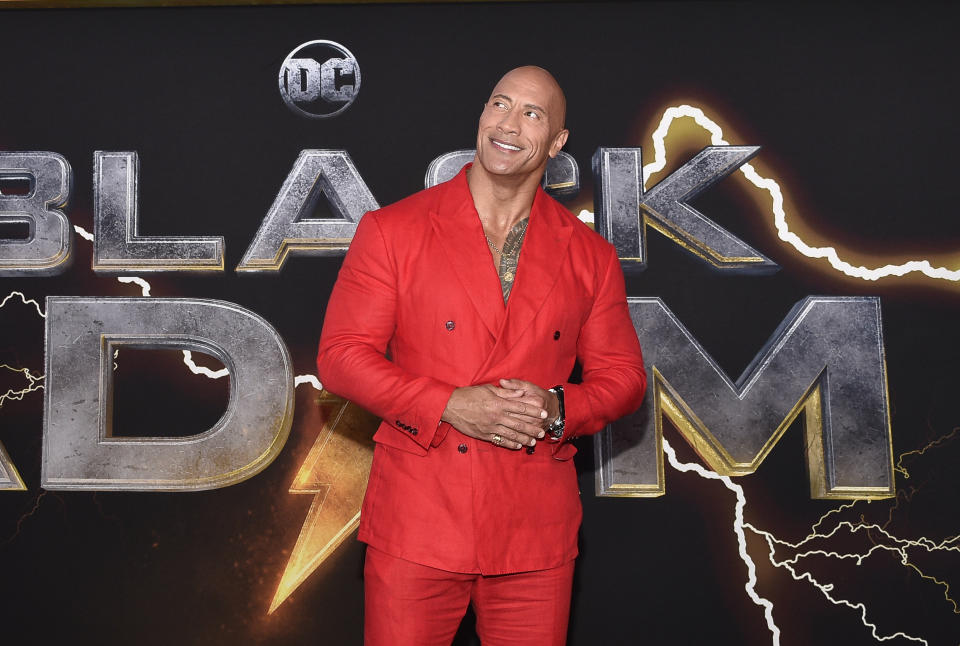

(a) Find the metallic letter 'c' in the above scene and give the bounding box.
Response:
[595,297,894,500]
[236,150,378,271]
[92,151,224,273]
[41,297,293,491]
[0,152,73,276]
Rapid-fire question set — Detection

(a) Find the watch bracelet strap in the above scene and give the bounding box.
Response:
[547,385,565,440]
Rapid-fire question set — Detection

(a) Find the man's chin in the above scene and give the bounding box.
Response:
[475,156,540,180]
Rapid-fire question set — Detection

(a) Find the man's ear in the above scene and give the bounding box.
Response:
[549,129,569,158]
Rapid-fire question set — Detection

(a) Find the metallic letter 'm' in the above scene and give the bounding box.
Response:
[0,152,73,276]
[425,150,580,199]
[236,150,378,271]
[595,297,894,500]
[42,297,293,490]
[93,151,224,272]
[593,146,779,273]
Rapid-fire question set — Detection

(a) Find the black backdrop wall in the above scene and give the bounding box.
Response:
[1,3,958,645]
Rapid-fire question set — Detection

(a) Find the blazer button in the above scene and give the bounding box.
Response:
[445,320,455,331]
[458,443,468,454]
[553,330,561,340]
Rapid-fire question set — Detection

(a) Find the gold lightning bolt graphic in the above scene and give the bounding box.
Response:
[268,391,378,613]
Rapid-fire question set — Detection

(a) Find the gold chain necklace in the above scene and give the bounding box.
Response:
[485,219,528,256]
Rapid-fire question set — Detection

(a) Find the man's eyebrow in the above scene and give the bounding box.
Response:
[491,93,550,116]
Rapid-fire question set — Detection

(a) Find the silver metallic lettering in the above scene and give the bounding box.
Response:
[595,297,894,500]
[286,58,323,103]
[593,146,779,272]
[320,58,357,103]
[0,443,25,491]
[236,150,378,271]
[92,151,224,272]
[0,152,73,276]
[41,297,293,490]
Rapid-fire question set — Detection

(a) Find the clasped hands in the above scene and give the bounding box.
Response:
[441,378,560,450]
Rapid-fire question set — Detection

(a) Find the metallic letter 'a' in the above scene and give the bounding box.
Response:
[41,297,293,490]
[425,150,580,199]
[595,297,894,500]
[0,443,26,491]
[593,146,778,273]
[0,152,73,276]
[92,151,224,273]
[236,150,378,271]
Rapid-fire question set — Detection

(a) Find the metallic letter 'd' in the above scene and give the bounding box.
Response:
[0,152,73,276]
[93,151,224,272]
[595,297,894,500]
[42,297,293,490]
[236,150,378,271]
[593,146,778,273]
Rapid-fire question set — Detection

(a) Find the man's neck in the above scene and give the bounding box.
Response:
[466,163,543,234]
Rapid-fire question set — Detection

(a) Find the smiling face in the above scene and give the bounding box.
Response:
[473,66,569,185]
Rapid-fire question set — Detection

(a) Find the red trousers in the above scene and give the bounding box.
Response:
[364,546,575,646]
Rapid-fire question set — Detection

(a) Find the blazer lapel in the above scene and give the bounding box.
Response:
[494,188,573,358]
[430,169,505,340]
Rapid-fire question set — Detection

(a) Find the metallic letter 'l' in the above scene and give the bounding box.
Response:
[92,151,224,272]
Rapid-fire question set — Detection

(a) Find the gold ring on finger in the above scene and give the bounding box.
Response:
[493,434,503,446]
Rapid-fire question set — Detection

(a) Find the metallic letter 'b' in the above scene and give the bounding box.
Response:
[0,152,73,276]
[41,297,293,490]
[593,146,779,273]
[595,297,894,500]
[93,151,224,272]
[236,150,378,271]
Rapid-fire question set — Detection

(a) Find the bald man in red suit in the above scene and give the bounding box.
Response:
[318,66,646,646]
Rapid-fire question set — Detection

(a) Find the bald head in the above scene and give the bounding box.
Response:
[491,66,567,134]
[472,64,570,186]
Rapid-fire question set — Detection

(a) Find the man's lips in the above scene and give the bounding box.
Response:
[490,138,522,152]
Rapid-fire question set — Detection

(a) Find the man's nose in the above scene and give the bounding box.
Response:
[497,108,521,134]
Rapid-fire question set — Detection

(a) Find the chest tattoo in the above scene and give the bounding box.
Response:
[497,217,529,304]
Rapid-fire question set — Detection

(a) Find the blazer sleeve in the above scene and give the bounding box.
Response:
[317,211,456,450]
[561,243,646,442]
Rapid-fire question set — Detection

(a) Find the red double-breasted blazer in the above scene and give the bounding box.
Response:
[317,166,646,575]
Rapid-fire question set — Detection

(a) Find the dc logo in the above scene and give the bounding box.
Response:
[279,40,360,119]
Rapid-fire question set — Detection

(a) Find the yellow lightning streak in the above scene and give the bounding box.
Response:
[894,426,959,479]
[643,105,960,283]
[662,437,782,644]
[0,291,45,318]
[0,364,44,408]
[664,433,959,644]
[269,392,377,613]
